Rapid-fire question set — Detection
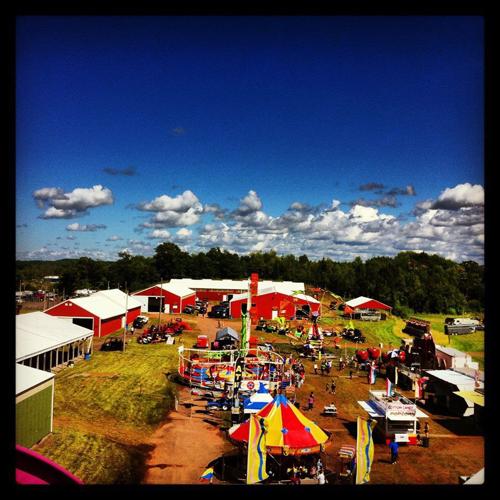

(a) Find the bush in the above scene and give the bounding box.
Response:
[466,299,483,313]
[392,305,414,319]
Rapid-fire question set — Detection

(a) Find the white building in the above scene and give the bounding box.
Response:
[358,390,428,444]
[434,345,479,370]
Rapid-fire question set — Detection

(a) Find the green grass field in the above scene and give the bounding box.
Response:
[34,327,197,484]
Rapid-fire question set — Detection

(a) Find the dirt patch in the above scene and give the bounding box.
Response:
[142,385,235,484]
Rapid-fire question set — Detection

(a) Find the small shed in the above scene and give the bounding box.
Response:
[132,283,196,313]
[434,345,479,370]
[17,312,94,371]
[16,364,55,448]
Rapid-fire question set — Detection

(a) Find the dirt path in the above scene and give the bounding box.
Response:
[142,316,236,484]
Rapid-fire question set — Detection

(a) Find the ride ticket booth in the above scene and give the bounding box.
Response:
[358,390,429,445]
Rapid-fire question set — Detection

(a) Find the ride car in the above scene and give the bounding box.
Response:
[206,398,231,411]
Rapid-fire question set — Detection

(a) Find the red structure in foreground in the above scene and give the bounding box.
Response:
[16,445,83,485]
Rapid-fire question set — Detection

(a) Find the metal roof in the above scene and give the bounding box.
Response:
[59,295,125,319]
[160,283,196,297]
[453,391,485,407]
[169,278,304,292]
[435,345,470,358]
[91,289,143,310]
[16,363,54,395]
[345,296,390,308]
[16,312,94,361]
[424,369,483,389]
[357,400,385,418]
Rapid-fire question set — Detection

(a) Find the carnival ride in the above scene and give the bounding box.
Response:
[178,345,285,391]
[228,393,330,456]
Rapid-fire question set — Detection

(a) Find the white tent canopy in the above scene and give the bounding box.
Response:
[16,312,93,361]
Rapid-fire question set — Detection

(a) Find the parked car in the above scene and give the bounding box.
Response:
[194,303,207,315]
[101,338,124,351]
[295,309,310,320]
[207,398,232,411]
[133,316,149,328]
[207,305,230,318]
[183,305,196,314]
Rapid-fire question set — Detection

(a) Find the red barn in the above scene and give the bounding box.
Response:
[229,285,321,320]
[44,291,137,338]
[168,278,306,302]
[344,296,392,312]
[91,289,142,326]
[132,283,196,314]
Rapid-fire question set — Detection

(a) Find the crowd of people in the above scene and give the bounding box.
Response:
[287,457,328,485]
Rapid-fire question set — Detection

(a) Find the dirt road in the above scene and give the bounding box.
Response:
[143,316,236,484]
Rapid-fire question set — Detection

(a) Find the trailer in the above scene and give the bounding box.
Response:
[358,390,429,445]
[444,317,483,335]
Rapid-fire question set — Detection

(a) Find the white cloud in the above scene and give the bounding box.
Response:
[176,228,192,239]
[432,183,484,210]
[233,190,263,217]
[66,223,107,232]
[34,185,114,218]
[348,205,382,222]
[194,184,483,263]
[139,190,201,213]
[138,190,203,227]
[148,229,171,239]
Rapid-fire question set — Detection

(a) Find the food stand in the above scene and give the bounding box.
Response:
[358,390,428,445]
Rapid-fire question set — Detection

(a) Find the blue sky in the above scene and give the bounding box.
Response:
[16,16,484,263]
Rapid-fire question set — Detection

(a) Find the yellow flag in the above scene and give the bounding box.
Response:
[247,415,269,484]
[355,416,377,484]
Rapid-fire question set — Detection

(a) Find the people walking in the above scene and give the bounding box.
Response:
[314,363,318,375]
[308,392,315,411]
[389,440,399,464]
[331,380,336,395]
[325,383,330,393]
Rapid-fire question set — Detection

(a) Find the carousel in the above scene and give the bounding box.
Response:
[228,394,331,481]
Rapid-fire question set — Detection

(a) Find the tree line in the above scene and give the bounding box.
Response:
[16,243,484,315]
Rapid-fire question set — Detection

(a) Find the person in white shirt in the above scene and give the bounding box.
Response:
[317,469,326,484]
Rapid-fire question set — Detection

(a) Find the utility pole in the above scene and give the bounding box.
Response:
[158,277,163,326]
[123,282,128,352]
